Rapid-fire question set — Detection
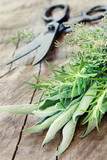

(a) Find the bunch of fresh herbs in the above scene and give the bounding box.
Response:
[0,18,107,156]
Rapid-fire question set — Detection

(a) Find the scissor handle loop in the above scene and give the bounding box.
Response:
[82,5,107,22]
[43,4,69,23]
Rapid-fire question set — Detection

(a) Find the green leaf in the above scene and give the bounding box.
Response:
[80,118,97,138]
[33,74,50,83]
[33,74,40,82]
[24,112,61,133]
[55,100,71,110]
[59,86,66,108]
[55,102,66,110]
[83,73,97,77]
[79,57,83,72]
[83,78,87,91]
[77,77,81,94]
[81,110,93,124]
[39,89,73,110]
[56,118,77,156]
[46,61,58,76]
[33,105,60,117]
[71,78,77,99]
[38,96,60,110]
[42,102,79,147]
[73,82,97,123]
[0,104,37,114]
[69,63,77,73]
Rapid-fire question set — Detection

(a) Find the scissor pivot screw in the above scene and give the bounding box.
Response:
[48,24,55,31]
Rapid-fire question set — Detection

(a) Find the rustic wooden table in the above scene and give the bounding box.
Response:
[0,0,107,160]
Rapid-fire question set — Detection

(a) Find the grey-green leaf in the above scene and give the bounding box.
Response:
[80,118,96,138]
[73,82,97,123]
[55,99,71,110]
[39,90,71,110]
[33,105,61,117]
[0,104,36,114]
[24,112,61,133]
[42,102,79,147]
[39,88,79,110]
[56,119,77,156]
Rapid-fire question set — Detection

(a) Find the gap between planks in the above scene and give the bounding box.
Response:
[10,62,60,160]
[0,29,59,159]
[11,62,42,160]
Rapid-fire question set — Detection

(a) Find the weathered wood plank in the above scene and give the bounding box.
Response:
[0,0,48,76]
[0,0,48,159]
[0,64,40,160]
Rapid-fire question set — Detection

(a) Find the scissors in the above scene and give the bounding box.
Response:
[8,4,107,66]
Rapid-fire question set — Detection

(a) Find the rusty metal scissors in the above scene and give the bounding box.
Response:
[8,4,107,66]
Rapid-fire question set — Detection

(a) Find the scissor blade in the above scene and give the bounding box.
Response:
[7,33,44,64]
[32,22,59,65]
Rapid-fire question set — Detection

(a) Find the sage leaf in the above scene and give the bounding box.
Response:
[80,118,96,138]
[55,94,83,110]
[42,102,79,147]
[66,94,83,109]
[55,102,66,110]
[39,90,71,110]
[33,105,61,117]
[24,112,61,133]
[73,82,97,123]
[39,87,80,110]
[55,99,71,110]
[39,97,59,110]
[56,119,77,156]
[0,104,36,114]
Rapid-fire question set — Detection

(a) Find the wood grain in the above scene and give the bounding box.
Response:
[0,64,40,160]
[0,0,107,160]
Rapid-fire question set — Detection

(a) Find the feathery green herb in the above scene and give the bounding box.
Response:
[11,28,35,45]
